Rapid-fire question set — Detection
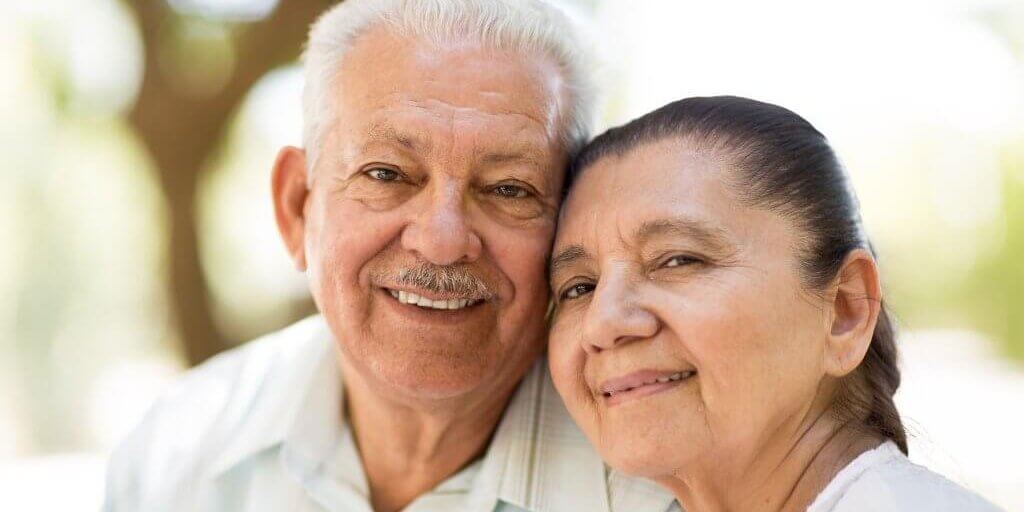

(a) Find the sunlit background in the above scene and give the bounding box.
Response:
[2,0,1023,510]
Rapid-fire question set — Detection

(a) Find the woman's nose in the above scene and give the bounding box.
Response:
[580,271,659,353]
[400,182,483,265]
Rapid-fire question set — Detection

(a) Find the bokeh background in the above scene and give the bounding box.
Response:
[2,0,1023,509]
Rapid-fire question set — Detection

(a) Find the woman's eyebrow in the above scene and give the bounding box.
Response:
[549,218,731,279]
[634,217,733,253]
[549,244,589,277]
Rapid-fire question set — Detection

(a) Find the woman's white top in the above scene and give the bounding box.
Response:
[807,441,1001,511]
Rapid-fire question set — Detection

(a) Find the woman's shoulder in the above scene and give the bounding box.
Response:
[809,441,1002,512]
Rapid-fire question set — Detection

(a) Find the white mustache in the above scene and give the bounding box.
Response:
[387,264,496,301]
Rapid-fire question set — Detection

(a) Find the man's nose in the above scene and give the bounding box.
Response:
[400,182,483,265]
[580,270,659,354]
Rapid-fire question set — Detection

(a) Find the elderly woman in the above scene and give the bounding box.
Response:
[547,96,999,511]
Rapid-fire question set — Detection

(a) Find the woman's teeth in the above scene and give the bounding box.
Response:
[655,371,692,384]
[388,289,480,310]
[605,371,696,396]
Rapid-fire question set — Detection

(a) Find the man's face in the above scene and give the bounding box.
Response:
[301,26,568,403]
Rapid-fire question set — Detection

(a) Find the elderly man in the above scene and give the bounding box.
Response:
[104,1,674,511]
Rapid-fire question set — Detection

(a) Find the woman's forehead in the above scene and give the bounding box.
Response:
[558,141,735,236]
[553,138,799,267]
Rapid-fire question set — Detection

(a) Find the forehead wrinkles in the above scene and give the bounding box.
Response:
[611,162,641,254]
[409,61,562,144]
[367,95,553,141]
[376,101,556,178]
[336,27,566,148]
[407,97,556,147]
[581,161,641,257]
[552,191,626,276]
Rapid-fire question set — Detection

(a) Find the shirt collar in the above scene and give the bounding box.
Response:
[485,360,613,512]
[208,315,675,512]
[486,360,676,512]
[279,336,347,483]
[209,315,334,477]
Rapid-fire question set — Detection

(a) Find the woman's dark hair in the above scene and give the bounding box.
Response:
[569,96,907,454]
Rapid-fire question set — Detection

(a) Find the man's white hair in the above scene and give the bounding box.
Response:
[301,0,596,173]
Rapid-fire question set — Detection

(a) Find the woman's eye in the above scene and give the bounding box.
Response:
[663,255,700,268]
[366,167,400,181]
[560,282,595,301]
[492,184,530,198]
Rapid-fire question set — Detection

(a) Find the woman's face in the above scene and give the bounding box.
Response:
[548,138,833,479]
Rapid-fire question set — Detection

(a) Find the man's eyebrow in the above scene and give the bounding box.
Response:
[477,145,556,193]
[634,217,733,252]
[479,147,546,166]
[549,244,589,277]
[365,121,431,153]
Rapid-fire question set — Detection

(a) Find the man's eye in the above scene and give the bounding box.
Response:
[663,255,700,268]
[560,282,595,301]
[492,184,530,198]
[366,167,400,181]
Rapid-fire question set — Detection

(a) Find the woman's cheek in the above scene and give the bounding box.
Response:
[547,323,571,382]
[549,321,585,401]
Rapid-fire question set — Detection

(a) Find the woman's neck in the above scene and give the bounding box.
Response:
[658,410,884,512]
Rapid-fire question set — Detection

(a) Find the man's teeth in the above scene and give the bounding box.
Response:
[388,289,479,310]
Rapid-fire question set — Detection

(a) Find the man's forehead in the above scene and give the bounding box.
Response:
[335,26,566,144]
[358,115,555,160]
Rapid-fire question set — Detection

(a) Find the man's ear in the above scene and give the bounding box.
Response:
[272,146,310,272]
[823,248,882,378]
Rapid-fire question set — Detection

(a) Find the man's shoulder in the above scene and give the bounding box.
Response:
[146,314,326,432]
[104,315,329,509]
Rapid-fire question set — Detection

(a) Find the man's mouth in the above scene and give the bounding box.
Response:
[386,289,484,311]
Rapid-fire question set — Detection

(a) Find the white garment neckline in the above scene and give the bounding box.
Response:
[806,440,901,512]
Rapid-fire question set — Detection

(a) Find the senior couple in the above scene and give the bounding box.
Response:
[105,1,999,511]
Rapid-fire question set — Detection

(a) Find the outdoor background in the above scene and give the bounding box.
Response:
[2,0,1023,510]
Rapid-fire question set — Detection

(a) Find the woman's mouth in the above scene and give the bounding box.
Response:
[598,369,697,406]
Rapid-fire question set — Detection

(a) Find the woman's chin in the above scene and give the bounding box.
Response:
[600,441,689,479]
[593,414,705,479]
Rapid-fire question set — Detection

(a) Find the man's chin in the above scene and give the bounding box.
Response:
[372,362,501,402]
[331,321,541,406]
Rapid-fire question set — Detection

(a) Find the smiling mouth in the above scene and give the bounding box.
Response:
[601,370,697,399]
[385,288,485,311]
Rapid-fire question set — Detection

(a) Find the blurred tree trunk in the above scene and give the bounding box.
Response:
[126,0,333,366]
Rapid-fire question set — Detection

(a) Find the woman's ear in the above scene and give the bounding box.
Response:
[823,248,882,377]
[272,146,310,272]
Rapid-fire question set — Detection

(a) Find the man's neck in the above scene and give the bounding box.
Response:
[659,405,883,512]
[342,365,517,512]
